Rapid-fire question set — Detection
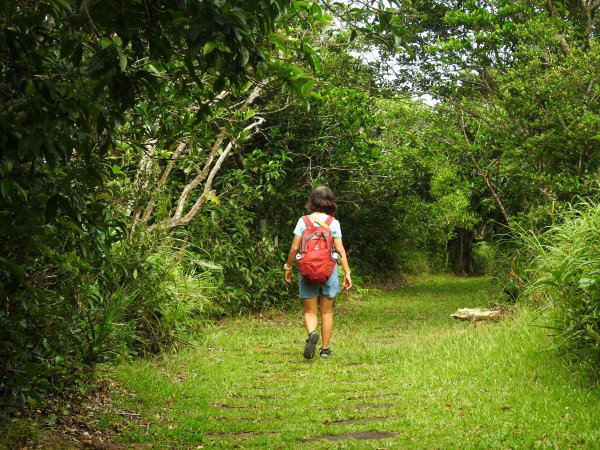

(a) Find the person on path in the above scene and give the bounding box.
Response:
[284,186,352,359]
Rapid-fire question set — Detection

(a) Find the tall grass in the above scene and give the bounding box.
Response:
[520,199,600,366]
[119,234,220,355]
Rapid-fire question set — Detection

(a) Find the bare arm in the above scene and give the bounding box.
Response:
[334,237,352,290]
[284,235,302,283]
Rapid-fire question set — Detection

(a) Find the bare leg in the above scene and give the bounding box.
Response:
[303,297,318,334]
[319,296,334,348]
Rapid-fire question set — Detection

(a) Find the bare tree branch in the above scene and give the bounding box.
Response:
[460,113,511,225]
[170,83,264,221]
[582,0,599,52]
[163,116,266,229]
[545,1,571,55]
[137,79,272,231]
[171,129,227,220]
[130,138,157,228]
[144,82,268,230]
[140,141,187,224]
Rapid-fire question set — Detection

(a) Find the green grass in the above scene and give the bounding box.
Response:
[105,275,600,449]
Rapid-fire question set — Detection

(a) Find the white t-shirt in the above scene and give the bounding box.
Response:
[293,213,342,238]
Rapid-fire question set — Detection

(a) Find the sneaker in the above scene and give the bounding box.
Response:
[303,331,319,360]
[319,348,333,359]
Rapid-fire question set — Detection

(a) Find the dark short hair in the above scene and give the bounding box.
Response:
[306,186,336,215]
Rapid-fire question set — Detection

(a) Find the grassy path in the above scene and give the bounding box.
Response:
[109,276,600,448]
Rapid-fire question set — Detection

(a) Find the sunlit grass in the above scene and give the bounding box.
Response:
[107,275,600,449]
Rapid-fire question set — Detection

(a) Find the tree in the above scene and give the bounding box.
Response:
[0,0,326,404]
[332,0,600,227]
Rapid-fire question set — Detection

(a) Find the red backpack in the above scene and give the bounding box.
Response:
[296,215,338,285]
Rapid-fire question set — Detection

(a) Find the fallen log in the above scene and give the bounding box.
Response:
[450,308,504,321]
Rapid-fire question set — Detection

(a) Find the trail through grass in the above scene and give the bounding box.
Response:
[108,276,600,448]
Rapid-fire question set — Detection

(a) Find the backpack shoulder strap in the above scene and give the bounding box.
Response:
[311,215,331,229]
[302,215,314,230]
[325,215,334,226]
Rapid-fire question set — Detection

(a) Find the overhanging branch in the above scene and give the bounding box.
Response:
[163,116,266,229]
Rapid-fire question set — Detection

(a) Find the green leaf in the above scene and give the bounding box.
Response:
[301,79,315,94]
[586,325,600,343]
[0,180,28,201]
[24,82,35,96]
[578,278,596,290]
[61,220,84,235]
[394,34,402,50]
[111,164,125,175]
[240,47,250,67]
[95,193,112,202]
[0,158,13,176]
[148,64,161,76]
[0,180,7,199]
[0,257,25,277]
[118,50,127,72]
[196,260,223,270]
[48,0,72,12]
[203,41,218,55]
[23,361,43,377]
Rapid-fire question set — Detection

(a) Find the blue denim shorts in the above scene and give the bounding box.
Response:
[299,266,340,299]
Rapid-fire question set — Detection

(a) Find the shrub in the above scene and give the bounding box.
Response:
[115,234,219,355]
[0,226,218,406]
[188,200,292,314]
[472,241,495,275]
[522,200,600,364]
[398,249,431,275]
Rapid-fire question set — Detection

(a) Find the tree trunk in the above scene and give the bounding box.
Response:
[448,229,475,276]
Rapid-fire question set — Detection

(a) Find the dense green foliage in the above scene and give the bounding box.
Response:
[1,0,600,406]
[0,0,324,404]
[522,201,600,364]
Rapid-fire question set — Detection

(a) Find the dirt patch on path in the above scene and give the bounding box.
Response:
[206,431,277,440]
[324,417,390,426]
[303,430,399,442]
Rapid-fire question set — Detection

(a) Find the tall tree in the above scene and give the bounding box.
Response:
[0,0,326,403]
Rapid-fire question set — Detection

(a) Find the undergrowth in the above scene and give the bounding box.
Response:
[520,200,600,367]
[0,229,218,407]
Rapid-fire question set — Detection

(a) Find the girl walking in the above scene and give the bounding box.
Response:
[284,186,352,359]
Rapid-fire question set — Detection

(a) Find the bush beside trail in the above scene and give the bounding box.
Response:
[520,200,600,367]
